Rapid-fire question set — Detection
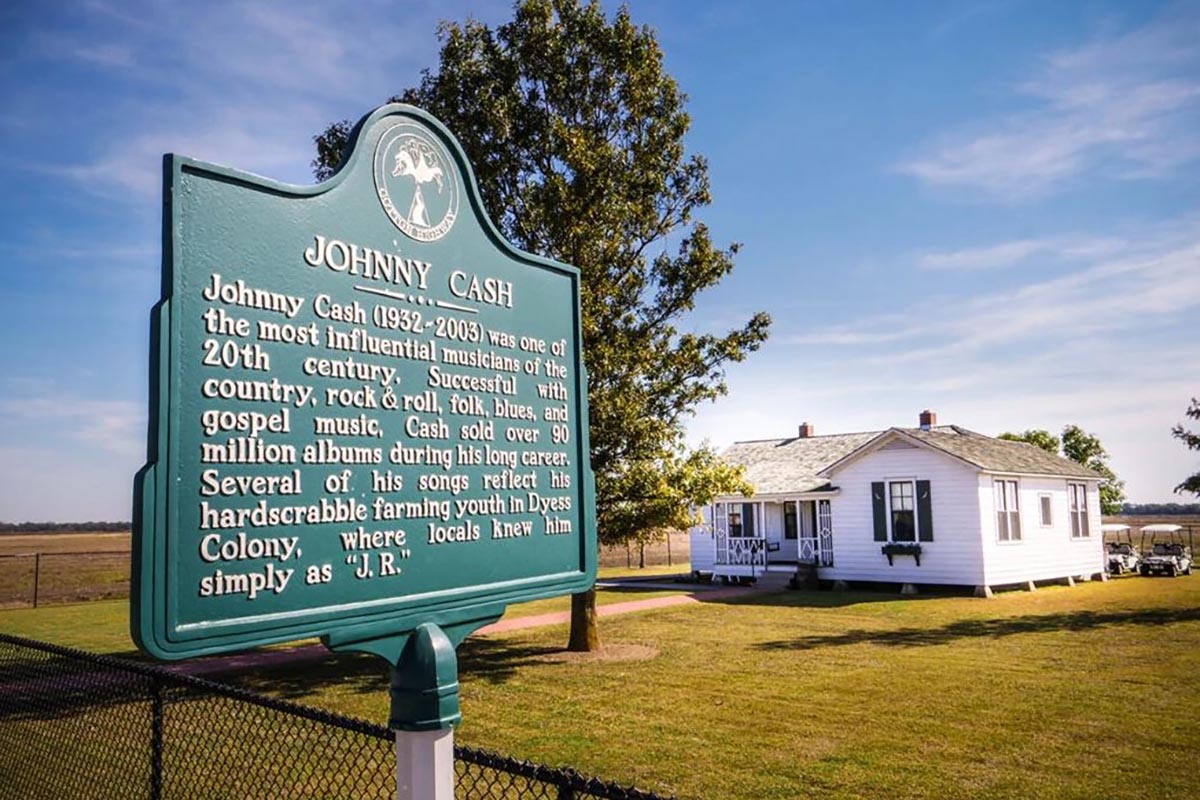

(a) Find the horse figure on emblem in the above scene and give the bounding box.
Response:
[391,140,445,228]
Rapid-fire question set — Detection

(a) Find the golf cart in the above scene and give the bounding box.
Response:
[1101,523,1140,575]
[1138,524,1193,577]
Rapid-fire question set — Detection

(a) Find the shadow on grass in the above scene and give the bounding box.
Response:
[0,635,567,725]
[754,606,1200,651]
[231,636,565,703]
[698,588,917,610]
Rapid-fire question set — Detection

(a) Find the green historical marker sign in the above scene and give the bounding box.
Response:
[132,104,597,699]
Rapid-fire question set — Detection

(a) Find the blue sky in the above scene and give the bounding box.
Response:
[0,0,1197,521]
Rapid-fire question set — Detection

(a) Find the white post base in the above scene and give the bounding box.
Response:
[396,727,454,800]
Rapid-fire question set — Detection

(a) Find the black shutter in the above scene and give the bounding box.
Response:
[872,482,887,541]
[917,480,934,542]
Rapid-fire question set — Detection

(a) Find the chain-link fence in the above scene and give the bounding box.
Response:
[598,532,689,570]
[0,552,131,608]
[0,634,673,800]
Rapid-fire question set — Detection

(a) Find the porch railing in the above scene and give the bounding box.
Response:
[714,534,767,567]
[797,537,818,564]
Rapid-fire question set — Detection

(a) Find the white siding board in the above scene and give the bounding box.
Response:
[978,475,1105,585]
[823,446,985,585]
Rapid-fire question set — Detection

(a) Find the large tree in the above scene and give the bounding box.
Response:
[314,0,768,651]
[1060,425,1125,515]
[1171,398,1200,497]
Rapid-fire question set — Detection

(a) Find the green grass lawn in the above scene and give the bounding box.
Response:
[596,563,688,579]
[233,577,1200,800]
[3,576,1198,799]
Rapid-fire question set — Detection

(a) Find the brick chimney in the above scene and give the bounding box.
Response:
[798,422,815,438]
[919,409,937,430]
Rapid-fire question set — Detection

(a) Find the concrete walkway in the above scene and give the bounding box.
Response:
[169,583,764,678]
[476,584,753,635]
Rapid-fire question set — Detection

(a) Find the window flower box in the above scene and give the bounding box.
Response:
[881,542,922,566]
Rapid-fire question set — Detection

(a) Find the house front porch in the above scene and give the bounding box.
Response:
[707,496,835,582]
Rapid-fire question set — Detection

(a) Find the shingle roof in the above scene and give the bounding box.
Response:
[720,424,1101,496]
[720,431,880,495]
[897,426,1102,479]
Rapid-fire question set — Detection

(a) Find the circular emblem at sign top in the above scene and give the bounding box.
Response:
[373,122,459,242]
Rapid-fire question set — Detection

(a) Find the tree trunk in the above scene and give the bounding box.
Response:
[638,542,645,569]
[567,587,600,652]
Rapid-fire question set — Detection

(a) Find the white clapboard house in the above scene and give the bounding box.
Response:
[690,411,1107,594]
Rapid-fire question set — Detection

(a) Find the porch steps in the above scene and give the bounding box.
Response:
[753,570,795,590]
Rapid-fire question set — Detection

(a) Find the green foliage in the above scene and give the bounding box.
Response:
[1061,424,1125,514]
[1171,397,1200,498]
[313,0,769,548]
[998,429,1060,455]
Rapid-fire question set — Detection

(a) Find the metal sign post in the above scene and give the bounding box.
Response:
[131,104,596,798]
[388,623,459,800]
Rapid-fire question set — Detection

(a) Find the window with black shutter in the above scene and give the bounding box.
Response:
[889,481,916,542]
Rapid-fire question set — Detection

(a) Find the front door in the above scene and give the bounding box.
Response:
[772,501,799,562]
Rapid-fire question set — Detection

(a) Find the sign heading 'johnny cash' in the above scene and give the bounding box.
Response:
[132,104,596,662]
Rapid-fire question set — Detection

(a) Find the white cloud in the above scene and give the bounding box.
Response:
[897,8,1200,198]
[0,446,138,522]
[916,235,1128,271]
[50,106,323,197]
[0,395,143,457]
[71,42,134,67]
[803,239,1200,360]
[24,0,498,199]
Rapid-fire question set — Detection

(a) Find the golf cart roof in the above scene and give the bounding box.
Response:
[1100,523,1130,532]
[1141,524,1183,532]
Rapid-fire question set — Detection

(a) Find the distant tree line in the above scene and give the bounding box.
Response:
[0,521,130,533]
[1119,503,1200,516]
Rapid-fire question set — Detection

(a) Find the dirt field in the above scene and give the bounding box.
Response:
[0,531,131,556]
[599,530,689,569]
[1102,515,1199,547]
[0,531,131,608]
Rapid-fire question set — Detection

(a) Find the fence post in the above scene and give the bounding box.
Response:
[150,675,164,800]
[32,553,40,609]
[557,782,576,800]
